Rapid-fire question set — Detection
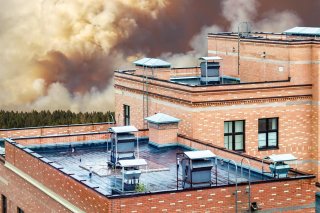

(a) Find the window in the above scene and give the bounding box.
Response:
[258,118,278,149]
[17,207,24,213]
[123,105,130,126]
[1,195,7,213]
[224,120,245,151]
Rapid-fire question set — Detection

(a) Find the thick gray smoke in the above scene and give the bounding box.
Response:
[0,0,309,112]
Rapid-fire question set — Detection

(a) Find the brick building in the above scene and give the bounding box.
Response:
[115,28,320,178]
[0,28,319,212]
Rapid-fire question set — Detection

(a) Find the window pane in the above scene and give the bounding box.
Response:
[224,136,232,149]
[258,133,266,148]
[258,119,267,132]
[224,122,232,134]
[235,135,244,150]
[268,132,277,147]
[235,121,244,133]
[268,118,278,130]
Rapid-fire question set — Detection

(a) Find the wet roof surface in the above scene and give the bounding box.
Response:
[32,142,272,196]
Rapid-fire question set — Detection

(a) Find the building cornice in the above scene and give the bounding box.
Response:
[115,72,311,94]
[115,84,312,107]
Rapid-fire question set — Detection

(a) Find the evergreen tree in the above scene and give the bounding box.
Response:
[0,110,115,128]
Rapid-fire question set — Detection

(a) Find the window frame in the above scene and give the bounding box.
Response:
[224,120,245,152]
[17,207,24,213]
[123,104,130,126]
[258,117,279,150]
[2,194,7,213]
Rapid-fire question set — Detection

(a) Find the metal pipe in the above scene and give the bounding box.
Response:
[122,167,124,192]
[176,154,181,190]
[137,131,139,159]
[261,158,265,180]
[205,60,208,85]
[190,159,193,188]
[215,157,218,186]
[227,159,238,213]
[240,158,251,213]
[115,133,118,165]
[237,25,240,76]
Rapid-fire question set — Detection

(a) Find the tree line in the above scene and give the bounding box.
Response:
[0,110,115,129]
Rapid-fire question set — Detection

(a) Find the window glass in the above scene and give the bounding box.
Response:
[224,136,232,149]
[235,121,243,133]
[268,118,277,130]
[258,133,266,147]
[268,132,277,147]
[258,118,278,149]
[224,120,245,151]
[2,194,7,213]
[235,135,243,150]
[123,105,130,126]
[258,119,267,132]
[224,122,232,134]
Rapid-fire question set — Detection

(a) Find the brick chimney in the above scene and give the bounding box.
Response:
[145,113,180,147]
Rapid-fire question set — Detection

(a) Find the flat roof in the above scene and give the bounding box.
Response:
[30,141,274,196]
[184,150,216,160]
[108,126,138,133]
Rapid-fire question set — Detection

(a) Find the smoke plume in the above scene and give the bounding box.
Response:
[0,0,315,112]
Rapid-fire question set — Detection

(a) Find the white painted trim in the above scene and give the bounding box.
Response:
[208,50,320,65]
[0,176,8,185]
[4,162,85,213]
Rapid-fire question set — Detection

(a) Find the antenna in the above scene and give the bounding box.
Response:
[237,22,252,76]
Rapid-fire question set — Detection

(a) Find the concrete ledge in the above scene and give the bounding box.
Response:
[148,141,196,150]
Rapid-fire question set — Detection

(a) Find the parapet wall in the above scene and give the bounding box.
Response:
[4,141,110,212]
[110,178,315,212]
[12,129,149,146]
[0,122,114,138]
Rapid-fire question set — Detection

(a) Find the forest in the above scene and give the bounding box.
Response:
[0,110,115,128]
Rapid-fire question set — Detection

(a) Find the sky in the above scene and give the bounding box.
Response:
[0,0,318,112]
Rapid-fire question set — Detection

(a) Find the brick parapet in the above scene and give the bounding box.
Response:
[109,178,316,212]
[4,142,110,212]
[0,122,114,139]
[115,72,312,105]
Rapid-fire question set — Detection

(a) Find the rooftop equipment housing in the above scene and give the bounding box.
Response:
[113,159,148,193]
[263,154,297,178]
[177,150,216,189]
[284,27,320,37]
[133,57,171,68]
[108,126,139,167]
[199,56,222,85]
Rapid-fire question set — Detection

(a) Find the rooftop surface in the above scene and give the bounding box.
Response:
[29,141,279,197]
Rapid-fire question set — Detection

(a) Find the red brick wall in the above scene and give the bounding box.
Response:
[3,142,110,212]
[0,162,69,213]
[0,123,113,138]
[109,178,316,212]
[115,75,315,174]
[190,100,314,172]
[149,123,178,145]
[207,36,314,84]
[13,133,109,146]
[311,45,320,179]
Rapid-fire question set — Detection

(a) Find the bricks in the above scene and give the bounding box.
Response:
[0,123,112,139]
[1,33,320,212]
